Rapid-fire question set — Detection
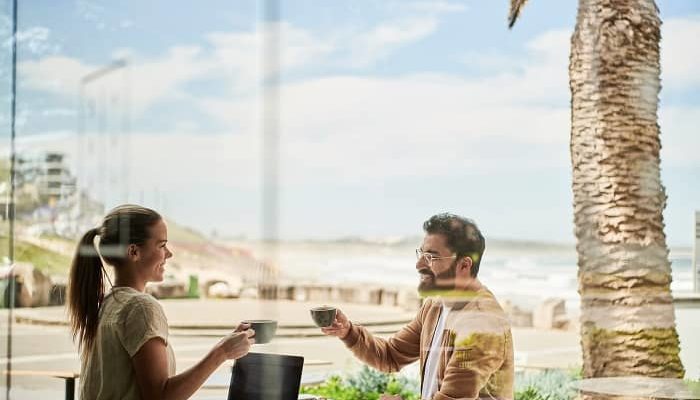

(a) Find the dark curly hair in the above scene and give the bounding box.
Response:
[423,213,485,277]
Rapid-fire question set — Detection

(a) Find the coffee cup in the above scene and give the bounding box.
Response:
[310,306,337,328]
[242,319,277,344]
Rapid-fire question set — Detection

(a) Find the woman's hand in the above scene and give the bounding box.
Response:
[216,323,255,361]
[320,308,351,339]
[379,394,402,400]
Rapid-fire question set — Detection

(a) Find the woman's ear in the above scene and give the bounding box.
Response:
[127,244,140,261]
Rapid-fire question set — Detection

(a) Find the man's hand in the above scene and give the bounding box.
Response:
[379,395,402,400]
[320,308,351,339]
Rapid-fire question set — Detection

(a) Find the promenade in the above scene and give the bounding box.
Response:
[13,298,417,335]
[2,298,584,399]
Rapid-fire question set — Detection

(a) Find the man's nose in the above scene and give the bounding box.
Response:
[416,255,428,270]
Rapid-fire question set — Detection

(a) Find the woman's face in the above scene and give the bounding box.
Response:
[136,219,173,283]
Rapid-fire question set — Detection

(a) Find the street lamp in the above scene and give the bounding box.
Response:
[76,58,129,228]
[5,0,19,397]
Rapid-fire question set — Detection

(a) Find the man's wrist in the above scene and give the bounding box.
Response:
[340,321,353,340]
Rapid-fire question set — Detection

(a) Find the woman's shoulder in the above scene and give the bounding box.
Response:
[111,287,165,315]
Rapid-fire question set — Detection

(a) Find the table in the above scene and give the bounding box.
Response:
[2,370,79,400]
[571,377,700,399]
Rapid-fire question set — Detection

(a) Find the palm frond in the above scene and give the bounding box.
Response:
[508,0,529,28]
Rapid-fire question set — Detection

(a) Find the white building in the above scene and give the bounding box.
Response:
[16,151,77,204]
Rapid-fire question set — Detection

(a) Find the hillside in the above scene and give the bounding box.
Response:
[0,235,72,275]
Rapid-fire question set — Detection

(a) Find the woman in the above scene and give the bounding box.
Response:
[68,204,254,399]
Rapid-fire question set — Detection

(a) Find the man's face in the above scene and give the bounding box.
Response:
[416,233,458,294]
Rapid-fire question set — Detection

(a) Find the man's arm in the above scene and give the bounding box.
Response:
[322,302,429,373]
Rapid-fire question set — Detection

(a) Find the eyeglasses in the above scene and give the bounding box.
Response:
[415,248,456,267]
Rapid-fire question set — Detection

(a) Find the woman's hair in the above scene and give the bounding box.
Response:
[68,204,162,354]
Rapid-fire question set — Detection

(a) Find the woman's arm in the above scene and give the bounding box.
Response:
[133,326,254,400]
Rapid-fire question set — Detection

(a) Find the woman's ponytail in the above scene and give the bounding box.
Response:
[67,228,103,355]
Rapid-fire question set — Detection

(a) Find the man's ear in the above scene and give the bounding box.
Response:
[454,256,474,290]
[127,244,140,261]
[459,256,473,276]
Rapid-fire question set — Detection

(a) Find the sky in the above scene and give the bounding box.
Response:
[0,0,698,245]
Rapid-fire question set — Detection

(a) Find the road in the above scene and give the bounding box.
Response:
[0,311,360,400]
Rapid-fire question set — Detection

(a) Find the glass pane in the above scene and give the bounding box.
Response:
[1,1,699,399]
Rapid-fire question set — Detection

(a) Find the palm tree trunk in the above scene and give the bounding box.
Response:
[570,0,684,378]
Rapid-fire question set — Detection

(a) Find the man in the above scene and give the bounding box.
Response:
[322,213,514,400]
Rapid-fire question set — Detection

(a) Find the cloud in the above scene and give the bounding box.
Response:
[75,0,106,30]
[459,50,524,74]
[20,56,95,93]
[188,28,573,186]
[9,19,696,242]
[197,70,571,187]
[17,14,445,116]
[15,18,697,193]
[1,26,61,56]
[407,1,468,13]
[41,108,76,117]
[10,129,260,191]
[119,19,134,29]
[20,46,212,114]
[660,105,700,165]
[206,21,334,93]
[661,15,700,90]
[347,17,439,67]
[275,75,569,183]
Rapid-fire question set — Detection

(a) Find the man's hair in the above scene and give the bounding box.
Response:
[423,213,485,277]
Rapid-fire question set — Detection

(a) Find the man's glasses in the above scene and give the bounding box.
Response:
[415,248,456,267]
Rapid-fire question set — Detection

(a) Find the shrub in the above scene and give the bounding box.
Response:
[301,365,419,400]
[303,366,581,399]
[515,369,578,400]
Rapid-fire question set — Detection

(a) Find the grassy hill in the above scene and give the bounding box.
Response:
[0,216,210,277]
[166,220,209,244]
[0,236,72,275]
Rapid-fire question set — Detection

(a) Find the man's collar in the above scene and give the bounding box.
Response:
[420,287,487,310]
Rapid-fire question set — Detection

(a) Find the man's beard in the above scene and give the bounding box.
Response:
[417,262,457,294]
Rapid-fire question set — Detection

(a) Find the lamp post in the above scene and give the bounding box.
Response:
[5,0,18,397]
[694,211,699,293]
[260,0,281,299]
[76,58,128,227]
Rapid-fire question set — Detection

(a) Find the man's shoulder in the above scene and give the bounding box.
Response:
[450,288,511,330]
[475,287,508,314]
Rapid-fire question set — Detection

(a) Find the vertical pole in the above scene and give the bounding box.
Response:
[5,0,18,398]
[693,211,699,293]
[261,0,281,299]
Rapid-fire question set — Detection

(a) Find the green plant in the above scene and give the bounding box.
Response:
[685,379,700,396]
[516,386,551,400]
[301,375,361,400]
[301,366,419,400]
[515,370,576,400]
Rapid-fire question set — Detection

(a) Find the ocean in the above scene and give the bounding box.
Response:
[257,240,694,313]
[234,239,699,378]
